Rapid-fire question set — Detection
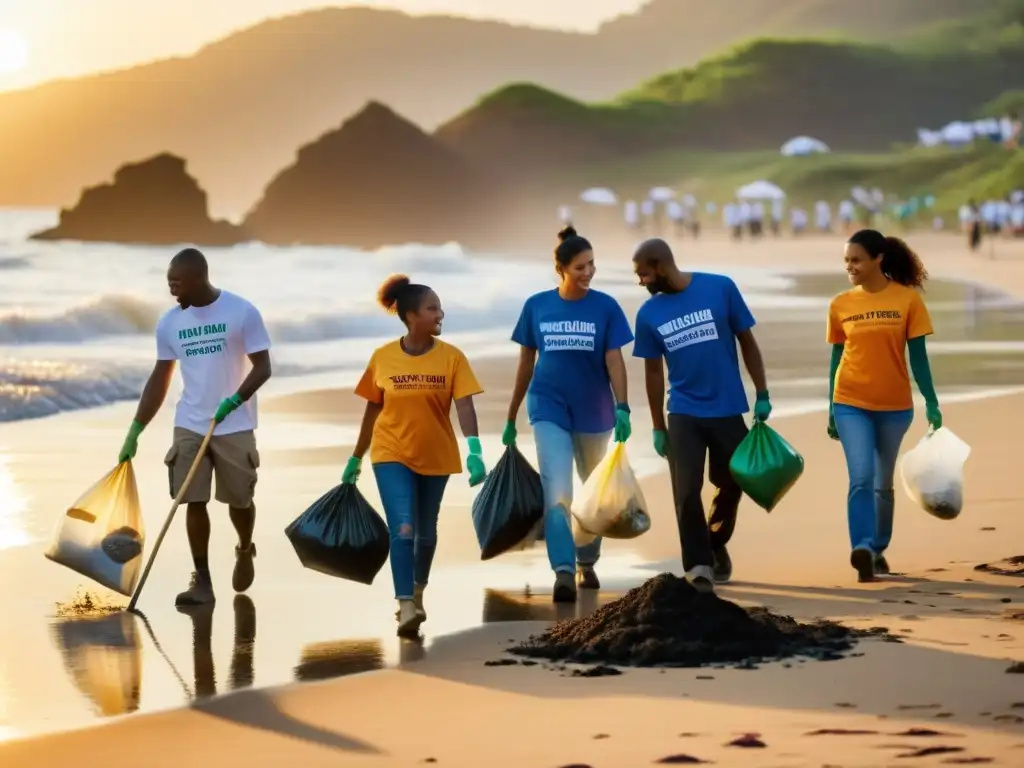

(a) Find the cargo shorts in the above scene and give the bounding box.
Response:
[164,427,259,508]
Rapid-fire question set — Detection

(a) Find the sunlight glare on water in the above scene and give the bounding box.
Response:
[0,451,30,551]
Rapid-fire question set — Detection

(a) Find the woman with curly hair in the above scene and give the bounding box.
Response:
[342,275,486,637]
[826,230,942,583]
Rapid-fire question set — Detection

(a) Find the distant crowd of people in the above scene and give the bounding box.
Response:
[959,192,1024,251]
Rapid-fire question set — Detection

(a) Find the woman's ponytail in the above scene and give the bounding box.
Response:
[881,236,928,289]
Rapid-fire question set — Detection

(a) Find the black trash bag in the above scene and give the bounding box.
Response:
[284,484,390,585]
[472,444,545,560]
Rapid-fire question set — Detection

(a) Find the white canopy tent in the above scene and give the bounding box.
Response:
[736,180,786,201]
[781,136,829,156]
[648,186,676,202]
[579,187,618,206]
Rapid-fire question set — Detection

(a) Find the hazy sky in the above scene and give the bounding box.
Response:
[0,0,646,90]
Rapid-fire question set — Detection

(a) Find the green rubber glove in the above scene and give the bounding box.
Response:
[501,420,517,447]
[466,436,486,487]
[613,403,631,443]
[214,393,243,424]
[753,390,772,422]
[118,420,145,463]
[925,401,943,431]
[653,429,669,458]
[827,411,839,441]
[341,456,362,484]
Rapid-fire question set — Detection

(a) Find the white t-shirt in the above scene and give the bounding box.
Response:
[155,290,272,436]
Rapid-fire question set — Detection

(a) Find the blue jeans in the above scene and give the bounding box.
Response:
[833,404,914,555]
[372,462,449,599]
[533,421,611,574]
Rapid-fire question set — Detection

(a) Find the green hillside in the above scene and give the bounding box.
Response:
[436,3,1024,187]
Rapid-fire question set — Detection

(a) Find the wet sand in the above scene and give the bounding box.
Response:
[2,232,1024,763]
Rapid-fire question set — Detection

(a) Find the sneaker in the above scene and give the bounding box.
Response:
[175,572,215,606]
[232,543,256,593]
[553,571,577,603]
[873,554,890,575]
[413,583,427,620]
[397,599,424,638]
[576,565,600,590]
[687,565,715,594]
[712,545,733,584]
[850,548,875,583]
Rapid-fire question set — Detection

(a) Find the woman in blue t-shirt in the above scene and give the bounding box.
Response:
[505,226,635,603]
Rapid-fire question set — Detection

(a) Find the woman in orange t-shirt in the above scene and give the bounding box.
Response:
[342,274,486,638]
[826,230,942,583]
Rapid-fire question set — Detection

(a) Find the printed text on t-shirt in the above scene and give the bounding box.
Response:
[540,320,596,351]
[841,309,903,327]
[657,309,718,351]
[177,323,228,357]
[389,373,447,391]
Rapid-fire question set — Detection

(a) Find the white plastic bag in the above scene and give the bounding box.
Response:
[571,442,651,546]
[45,462,146,596]
[899,427,971,520]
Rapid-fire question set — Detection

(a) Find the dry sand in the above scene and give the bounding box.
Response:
[2,231,1024,765]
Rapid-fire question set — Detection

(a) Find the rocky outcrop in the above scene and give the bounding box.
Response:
[31,154,247,246]
[243,102,500,248]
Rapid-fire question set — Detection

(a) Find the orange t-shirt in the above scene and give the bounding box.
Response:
[355,338,483,475]
[826,282,933,411]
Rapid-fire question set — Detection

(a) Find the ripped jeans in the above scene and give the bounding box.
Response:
[372,462,450,599]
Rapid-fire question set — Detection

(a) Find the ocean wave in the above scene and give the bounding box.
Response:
[0,288,529,346]
[0,295,160,344]
[0,358,337,422]
[0,256,29,270]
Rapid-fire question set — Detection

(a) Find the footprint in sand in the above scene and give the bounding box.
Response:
[897,745,964,758]
[943,758,994,764]
[893,728,960,737]
[593,734,610,740]
[834,702,857,709]
[654,755,708,764]
[726,734,766,748]
[805,728,879,736]
[897,704,943,711]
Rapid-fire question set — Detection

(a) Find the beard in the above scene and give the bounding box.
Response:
[644,277,674,295]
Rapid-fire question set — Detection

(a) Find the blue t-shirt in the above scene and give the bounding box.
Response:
[632,272,755,418]
[511,289,634,433]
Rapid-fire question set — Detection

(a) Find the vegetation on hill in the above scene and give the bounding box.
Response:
[0,0,1014,210]
[438,2,1024,187]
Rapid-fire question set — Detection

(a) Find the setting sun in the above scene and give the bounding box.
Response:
[0,27,29,74]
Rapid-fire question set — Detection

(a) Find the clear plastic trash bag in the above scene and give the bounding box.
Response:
[571,442,651,547]
[45,462,146,597]
[899,427,972,520]
[52,612,142,717]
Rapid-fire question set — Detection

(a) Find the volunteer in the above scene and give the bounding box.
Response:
[343,274,486,638]
[505,226,634,604]
[118,247,273,607]
[632,238,771,594]
[827,229,942,582]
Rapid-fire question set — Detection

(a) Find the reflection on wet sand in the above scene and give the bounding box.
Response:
[294,639,384,682]
[482,588,612,625]
[51,612,142,717]
[178,595,257,699]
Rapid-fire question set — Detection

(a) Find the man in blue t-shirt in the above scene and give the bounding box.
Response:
[631,239,772,593]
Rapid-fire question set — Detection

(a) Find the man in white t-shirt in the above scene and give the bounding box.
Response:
[117,248,273,606]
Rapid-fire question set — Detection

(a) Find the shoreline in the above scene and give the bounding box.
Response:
[3,233,1024,760]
